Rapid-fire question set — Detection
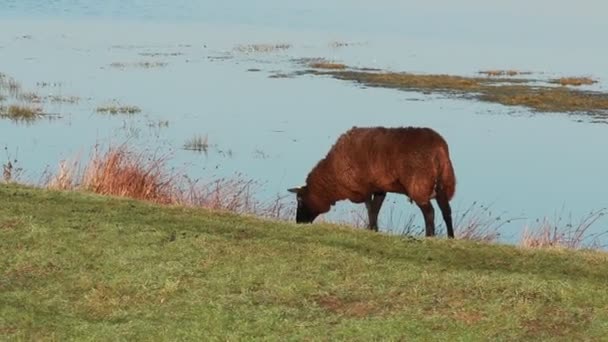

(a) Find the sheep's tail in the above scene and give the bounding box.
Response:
[436,147,456,201]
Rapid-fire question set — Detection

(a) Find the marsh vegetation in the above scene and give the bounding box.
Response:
[295,66,608,116]
[183,134,210,153]
[109,61,168,69]
[233,43,292,53]
[96,104,142,115]
[0,104,43,122]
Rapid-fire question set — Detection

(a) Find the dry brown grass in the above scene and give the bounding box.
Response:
[0,74,22,97]
[310,62,347,70]
[49,145,175,204]
[39,145,608,249]
[2,160,21,184]
[314,294,389,318]
[0,104,43,122]
[48,95,80,104]
[552,77,597,86]
[315,201,507,243]
[0,75,43,102]
[45,144,294,220]
[47,158,81,191]
[0,73,81,118]
[2,148,23,183]
[520,209,607,249]
[302,68,608,115]
[453,202,523,242]
[318,71,486,92]
[479,70,531,77]
[96,104,141,115]
[479,86,608,113]
[318,201,607,250]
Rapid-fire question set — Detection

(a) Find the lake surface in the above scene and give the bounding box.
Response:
[1,1,607,243]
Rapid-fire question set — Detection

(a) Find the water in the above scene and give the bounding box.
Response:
[1,1,607,243]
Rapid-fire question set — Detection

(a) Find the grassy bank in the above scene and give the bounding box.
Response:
[1,183,608,340]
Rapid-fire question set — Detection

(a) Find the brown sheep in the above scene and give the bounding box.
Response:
[288,126,456,238]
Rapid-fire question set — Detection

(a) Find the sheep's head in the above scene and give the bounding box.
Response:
[287,185,323,224]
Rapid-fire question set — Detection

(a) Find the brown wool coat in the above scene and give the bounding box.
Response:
[304,126,456,212]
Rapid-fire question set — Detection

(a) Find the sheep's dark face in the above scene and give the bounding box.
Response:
[288,186,321,224]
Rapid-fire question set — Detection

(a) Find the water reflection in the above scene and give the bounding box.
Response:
[1,2,607,242]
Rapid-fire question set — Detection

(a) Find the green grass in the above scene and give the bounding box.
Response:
[1,183,608,340]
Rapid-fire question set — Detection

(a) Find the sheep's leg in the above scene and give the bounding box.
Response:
[416,202,435,237]
[365,192,386,232]
[365,197,373,229]
[435,192,454,239]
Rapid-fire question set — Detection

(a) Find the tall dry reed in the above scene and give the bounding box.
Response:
[521,209,607,249]
[45,144,294,220]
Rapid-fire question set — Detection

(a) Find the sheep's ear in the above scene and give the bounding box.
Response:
[287,187,302,194]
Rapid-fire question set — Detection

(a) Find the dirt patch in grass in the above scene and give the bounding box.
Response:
[0,326,18,335]
[522,306,594,339]
[3,262,60,289]
[297,67,608,116]
[314,294,389,318]
[453,310,484,325]
[0,219,24,230]
[80,283,152,320]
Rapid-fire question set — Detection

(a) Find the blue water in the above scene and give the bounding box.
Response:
[1,1,607,243]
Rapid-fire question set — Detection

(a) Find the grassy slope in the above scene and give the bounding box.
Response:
[1,184,608,341]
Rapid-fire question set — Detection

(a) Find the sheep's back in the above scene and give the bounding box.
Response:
[326,126,448,194]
